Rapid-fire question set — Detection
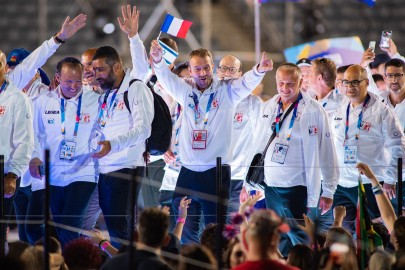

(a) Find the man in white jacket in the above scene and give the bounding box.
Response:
[150,40,273,244]
[331,64,405,234]
[92,46,154,248]
[250,63,339,256]
[29,57,100,247]
[0,50,34,247]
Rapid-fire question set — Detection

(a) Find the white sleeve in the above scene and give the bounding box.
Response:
[227,66,265,104]
[109,81,154,151]
[153,60,191,106]
[8,37,60,90]
[9,95,34,177]
[366,66,380,96]
[129,34,151,82]
[392,52,405,62]
[382,107,405,184]
[32,96,46,160]
[318,108,340,200]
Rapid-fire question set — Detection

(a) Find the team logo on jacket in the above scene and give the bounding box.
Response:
[81,113,91,123]
[308,125,318,136]
[48,118,55,124]
[45,110,59,114]
[0,106,6,116]
[212,99,219,108]
[234,112,243,122]
[360,121,371,131]
[116,100,125,110]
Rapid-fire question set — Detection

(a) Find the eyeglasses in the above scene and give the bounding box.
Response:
[342,79,366,87]
[385,73,405,80]
[218,65,239,74]
[234,251,244,258]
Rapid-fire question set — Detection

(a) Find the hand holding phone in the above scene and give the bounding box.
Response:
[368,41,376,53]
[380,30,392,49]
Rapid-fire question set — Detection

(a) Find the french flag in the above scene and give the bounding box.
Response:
[160,14,192,38]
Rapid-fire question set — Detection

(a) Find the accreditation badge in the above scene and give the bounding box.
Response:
[271,140,289,164]
[59,140,77,160]
[192,130,207,149]
[344,145,357,164]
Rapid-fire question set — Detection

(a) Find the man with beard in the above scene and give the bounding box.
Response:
[379,58,405,213]
[91,46,154,248]
[150,41,273,244]
[331,64,405,234]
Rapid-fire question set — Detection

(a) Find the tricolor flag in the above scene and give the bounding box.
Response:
[160,14,192,38]
[359,0,376,6]
[356,175,383,269]
[158,40,179,65]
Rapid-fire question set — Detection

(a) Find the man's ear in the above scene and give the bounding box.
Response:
[55,73,61,84]
[113,62,121,74]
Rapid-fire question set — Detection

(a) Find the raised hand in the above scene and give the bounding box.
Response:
[258,52,273,73]
[360,48,375,68]
[56,14,87,41]
[117,4,140,38]
[380,39,399,58]
[150,40,163,63]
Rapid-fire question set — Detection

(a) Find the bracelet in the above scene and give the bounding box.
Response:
[100,240,110,251]
[98,239,108,248]
[176,217,186,224]
[53,33,65,44]
[372,185,383,195]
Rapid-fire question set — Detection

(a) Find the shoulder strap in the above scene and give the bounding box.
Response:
[124,78,145,113]
[261,100,297,159]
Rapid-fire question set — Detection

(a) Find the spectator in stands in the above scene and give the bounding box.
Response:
[232,209,299,270]
[369,251,396,270]
[286,244,314,270]
[178,244,216,270]
[224,238,245,269]
[101,208,173,270]
[63,238,103,270]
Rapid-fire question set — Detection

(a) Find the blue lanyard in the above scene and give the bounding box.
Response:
[60,94,82,140]
[192,92,216,127]
[0,81,8,94]
[97,89,119,128]
[344,94,370,144]
[275,93,302,141]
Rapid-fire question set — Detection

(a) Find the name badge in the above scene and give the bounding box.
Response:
[344,145,357,164]
[59,140,77,160]
[271,142,289,164]
[90,129,104,151]
[192,130,207,149]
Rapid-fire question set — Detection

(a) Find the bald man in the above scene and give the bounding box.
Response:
[0,50,34,247]
[331,64,405,234]
[216,55,264,217]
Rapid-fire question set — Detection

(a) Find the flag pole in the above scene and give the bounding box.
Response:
[157,31,162,41]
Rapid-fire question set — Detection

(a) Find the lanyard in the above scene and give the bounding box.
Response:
[97,89,119,128]
[0,81,8,94]
[60,94,82,140]
[192,91,216,127]
[275,93,302,141]
[344,94,370,144]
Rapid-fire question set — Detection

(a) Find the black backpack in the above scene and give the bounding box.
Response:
[124,75,172,156]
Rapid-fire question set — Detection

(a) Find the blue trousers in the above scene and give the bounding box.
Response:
[264,185,309,257]
[390,182,405,216]
[141,159,165,208]
[98,167,144,249]
[13,186,44,244]
[172,165,230,245]
[332,184,380,235]
[50,182,96,248]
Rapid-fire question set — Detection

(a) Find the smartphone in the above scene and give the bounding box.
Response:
[368,41,376,53]
[380,30,392,48]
